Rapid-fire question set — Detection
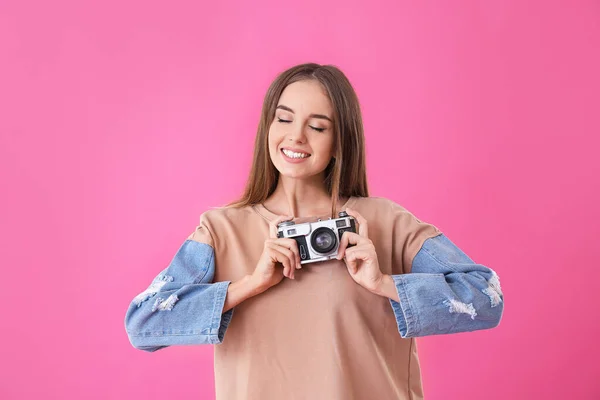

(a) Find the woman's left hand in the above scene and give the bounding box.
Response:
[336,207,385,293]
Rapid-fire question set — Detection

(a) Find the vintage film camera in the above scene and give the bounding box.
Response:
[277,211,356,264]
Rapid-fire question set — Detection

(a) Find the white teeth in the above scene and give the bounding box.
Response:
[282,149,309,159]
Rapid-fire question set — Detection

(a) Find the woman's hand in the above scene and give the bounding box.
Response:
[336,207,385,293]
[250,214,302,292]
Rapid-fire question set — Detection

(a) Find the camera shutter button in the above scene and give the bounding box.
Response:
[278,220,295,227]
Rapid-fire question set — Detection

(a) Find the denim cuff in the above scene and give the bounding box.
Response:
[210,280,234,344]
[388,274,419,338]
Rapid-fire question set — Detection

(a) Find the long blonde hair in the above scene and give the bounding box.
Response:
[226,63,369,217]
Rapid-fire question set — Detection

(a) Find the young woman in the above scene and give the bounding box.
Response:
[125,63,504,399]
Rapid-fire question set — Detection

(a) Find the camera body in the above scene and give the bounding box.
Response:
[277,211,356,264]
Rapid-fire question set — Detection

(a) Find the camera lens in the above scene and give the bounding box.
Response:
[311,227,337,253]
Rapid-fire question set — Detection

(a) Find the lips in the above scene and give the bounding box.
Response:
[280,147,311,163]
[281,148,311,159]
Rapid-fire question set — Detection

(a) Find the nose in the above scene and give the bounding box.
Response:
[286,123,307,143]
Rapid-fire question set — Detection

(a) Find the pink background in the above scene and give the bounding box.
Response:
[2,1,599,399]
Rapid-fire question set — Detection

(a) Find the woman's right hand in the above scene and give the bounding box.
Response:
[250,214,302,292]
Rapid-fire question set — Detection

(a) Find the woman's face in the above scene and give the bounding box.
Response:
[268,80,335,181]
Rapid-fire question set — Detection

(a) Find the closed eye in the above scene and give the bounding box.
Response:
[277,118,326,132]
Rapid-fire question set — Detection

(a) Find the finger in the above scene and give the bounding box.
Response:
[343,247,371,274]
[343,248,359,274]
[269,243,298,279]
[345,207,368,238]
[270,214,294,239]
[274,238,301,269]
[336,231,365,260]
[267,246,291,277]
[267,244,295,279]
[275,250,294,279]
[345,248,372,264]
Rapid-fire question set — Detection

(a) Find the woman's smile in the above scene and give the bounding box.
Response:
[281,147,311,163]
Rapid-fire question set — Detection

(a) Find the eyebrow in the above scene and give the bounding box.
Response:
[276,105,332,122]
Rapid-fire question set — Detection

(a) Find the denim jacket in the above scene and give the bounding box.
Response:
[124,229,504,352]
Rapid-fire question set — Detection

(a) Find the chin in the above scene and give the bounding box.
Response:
[277,167,308,179]
[277,165,327,181]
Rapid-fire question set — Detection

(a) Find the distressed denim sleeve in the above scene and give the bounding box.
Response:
[389,234,504,338]
[124,239,234,352]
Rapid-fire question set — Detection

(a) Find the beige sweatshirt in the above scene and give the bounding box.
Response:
[187,196,442,400]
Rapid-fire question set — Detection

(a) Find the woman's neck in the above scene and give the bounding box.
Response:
[264,174,333,218]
